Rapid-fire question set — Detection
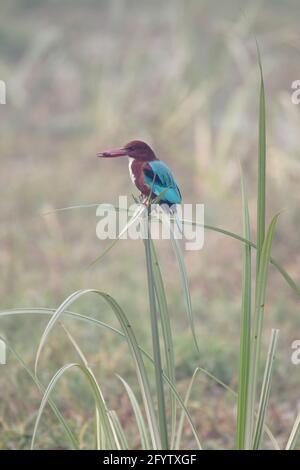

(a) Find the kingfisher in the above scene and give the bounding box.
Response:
[97,140,182,210]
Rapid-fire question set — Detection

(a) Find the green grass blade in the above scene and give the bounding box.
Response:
[144,219,169,449]
[34,291,92,375]
[175,367,201,449]
[117,375,150,449]
[170,233,199,354]
[286,409,300,449]
[0,308,202,449]
[60,322,89,367]
[196,366,280,449]
[42,203,102,215]
[161,372,202,449]
[149,238,177,449]
[47,203,300,299]
[253,329,279,449]
[174,218,300,299]
[236,172,252,449]
[0,307,129,338]
[159,209,200,355]
[33,289,161,449]
[89,204,147,268]
[0,336,79,450]
[31,363,117,450]
[108,410,129,450]
[60,322,104,449]
[256,41,266,275]
[94,406,101,450]
[268,257,300,298]
[248,214,279,444]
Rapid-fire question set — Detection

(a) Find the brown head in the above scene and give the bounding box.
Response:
[97,140,157,162]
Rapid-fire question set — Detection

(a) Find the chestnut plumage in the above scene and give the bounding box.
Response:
[97,140,181,206]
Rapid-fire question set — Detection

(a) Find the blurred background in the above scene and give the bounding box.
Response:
[0,0,300,449]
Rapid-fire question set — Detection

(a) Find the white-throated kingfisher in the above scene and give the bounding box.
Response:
[97,140,182,209]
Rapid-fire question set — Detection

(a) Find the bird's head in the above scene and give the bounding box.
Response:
[97,140,157,161]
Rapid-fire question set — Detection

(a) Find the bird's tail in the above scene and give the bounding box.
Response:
[173,206,183,236]
[161,204,183,237]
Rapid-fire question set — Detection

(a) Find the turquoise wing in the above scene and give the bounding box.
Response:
[143,160,181,205]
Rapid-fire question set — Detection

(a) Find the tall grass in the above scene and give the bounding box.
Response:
[1,52,300,450]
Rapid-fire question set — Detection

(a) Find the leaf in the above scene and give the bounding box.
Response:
[248,214,280,444]
[236,171,252,449]
[159,208,200,355]
[117,375,150,449]
[149,239,177,448]
[143,223,169,449]
[0,336,79,450]
[33,289,161,449]
[253,329,279,449]
[31,363,117,450]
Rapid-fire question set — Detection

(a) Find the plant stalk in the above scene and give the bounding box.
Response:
[143,212,169,450]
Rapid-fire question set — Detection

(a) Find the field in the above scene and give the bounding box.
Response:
[0,0,300,450]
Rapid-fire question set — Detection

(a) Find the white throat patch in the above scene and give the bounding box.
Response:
[128,157,136,184]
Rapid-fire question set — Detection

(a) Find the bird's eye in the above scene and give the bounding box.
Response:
[128,146,135,151]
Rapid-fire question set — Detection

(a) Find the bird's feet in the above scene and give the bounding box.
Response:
[139,194,149,207]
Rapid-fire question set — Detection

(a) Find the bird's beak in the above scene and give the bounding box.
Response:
[97,148,128,158]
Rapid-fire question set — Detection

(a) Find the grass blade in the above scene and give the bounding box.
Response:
[256,41,266,275]
[94,406,101,450]
[161,372,202,449]
[248,214,279,444]
[159,209,199,355]
[60,322,88,367]
[33,289,161,449]
[149,238,176,448]
[108,410,129,450]
[196,366,280,449]
[89,204,146,268]
[31,363,117,450]
[286,409,300,450]
[60,322,105,449]
[117,375,150,449]
[253,328,279,449]
[46,203,300,299]
[143,217,169,449]
[0,308,202,448]
[175,367,201,449]
[0,336,79,450]
[236,172,252,449]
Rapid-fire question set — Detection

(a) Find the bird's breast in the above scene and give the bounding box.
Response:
[128,157,136,184]
[128,159,151,197]
[128,158,144,184]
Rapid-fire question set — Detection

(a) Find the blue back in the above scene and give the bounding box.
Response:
[143,160,181,205]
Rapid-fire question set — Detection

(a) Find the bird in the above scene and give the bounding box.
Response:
[97,140,182,210]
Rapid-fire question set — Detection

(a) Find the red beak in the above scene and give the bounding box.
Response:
[97,148,128,158]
